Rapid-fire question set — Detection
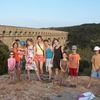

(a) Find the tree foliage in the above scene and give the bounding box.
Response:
[49,23,100,75]
[0,41,9,75]
[49,23,100,49]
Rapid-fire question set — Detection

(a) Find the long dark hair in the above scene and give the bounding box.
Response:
[52,38,59,46]
[37,35,43,41]
[12,42,18,48]
[26,38,33,47]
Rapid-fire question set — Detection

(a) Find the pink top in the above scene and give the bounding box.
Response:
[8,58,16,71]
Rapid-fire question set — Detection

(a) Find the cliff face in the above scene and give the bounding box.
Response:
[0,74,99,100]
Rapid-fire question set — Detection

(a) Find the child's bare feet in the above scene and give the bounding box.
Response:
[36,78,41,81]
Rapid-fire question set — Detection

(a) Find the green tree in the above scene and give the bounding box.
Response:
[0,41,9,75]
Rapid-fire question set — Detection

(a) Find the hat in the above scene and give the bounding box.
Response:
[94,46,100,51]
[20,41,26,46]
[72,45,77,50]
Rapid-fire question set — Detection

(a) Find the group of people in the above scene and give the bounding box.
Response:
[7,35,100,88]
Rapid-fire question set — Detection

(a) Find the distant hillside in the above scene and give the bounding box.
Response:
[48,23,100,33]
[47,24,100,75]
[48,23,100,48]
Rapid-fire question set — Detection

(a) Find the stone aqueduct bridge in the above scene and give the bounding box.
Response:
[0,25,68,48]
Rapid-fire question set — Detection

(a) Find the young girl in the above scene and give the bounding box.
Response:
[12,42,21,80]
[60,52,68,85]
[35,36,45,80]
[53,39,63,81]
[25,38,38,80]
[44,40,53,82]
[8,51,16,82]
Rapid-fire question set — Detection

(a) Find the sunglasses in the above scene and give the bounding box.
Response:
[10,53,14,55]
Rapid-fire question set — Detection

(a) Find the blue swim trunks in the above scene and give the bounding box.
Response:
[91,71,100,78]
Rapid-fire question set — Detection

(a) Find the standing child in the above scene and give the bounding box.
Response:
[19,41,26,70]
[68,45,80,87]
[44,40,53,82]
[35,36,45,80]
[87,46,100,88]
[12,42,21,80]
[60,52,68,85]
[8,51,16,82]
[26,38,39,81]
[53,39,63,81]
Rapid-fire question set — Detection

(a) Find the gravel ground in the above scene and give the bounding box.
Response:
[0,74,99,100]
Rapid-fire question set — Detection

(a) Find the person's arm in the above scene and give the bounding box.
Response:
[33,46,36,56]
[50,46,54,64]
[60,60,65,72]
[67,59,69,73]
[18,48,21,58]
[77,55,80,73]
[7,59,10,69]
[60,60,63,71]
[64,61,68,72]
[7,59,10,72]
[34,44,37,55]
[61,46,64,53]
[13,59,16,68]
[77,61,79,73]
[91,56,96,71]
[96,67,100,72]
[8,59,12,72]
[98,67,100,72]
[32,46,36,61]
[68,54,71,71]
[43,44,46,57]
[25,48,28,62]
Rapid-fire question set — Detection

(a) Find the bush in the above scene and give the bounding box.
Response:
[0,41,9,75]
[79,60,92,76]
[77,47,93,75]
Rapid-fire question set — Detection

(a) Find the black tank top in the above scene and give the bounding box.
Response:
[54,46,62,60]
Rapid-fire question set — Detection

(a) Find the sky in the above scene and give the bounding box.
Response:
[0,0,100,28]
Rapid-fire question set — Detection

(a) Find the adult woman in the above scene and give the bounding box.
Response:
[35,36,45,80]
[53,39,64,81]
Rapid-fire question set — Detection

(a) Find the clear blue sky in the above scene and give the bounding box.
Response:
[0,0,100,28]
